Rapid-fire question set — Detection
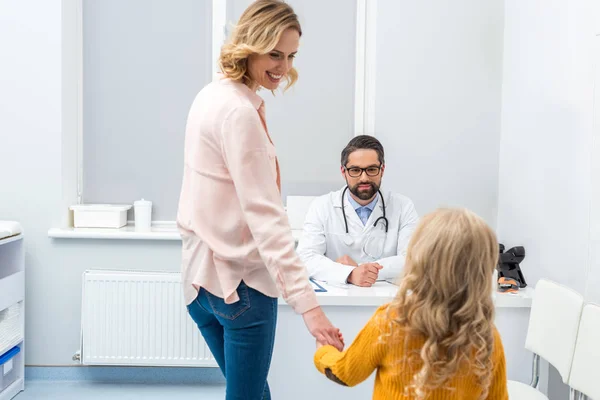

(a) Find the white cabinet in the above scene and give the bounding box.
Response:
[0,235,24,400]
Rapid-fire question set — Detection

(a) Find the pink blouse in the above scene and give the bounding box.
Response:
[177,76,318,314]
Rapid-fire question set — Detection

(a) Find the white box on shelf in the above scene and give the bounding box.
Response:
[70,205,132,229]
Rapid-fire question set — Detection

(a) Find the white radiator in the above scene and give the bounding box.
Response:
[81,270,218,367]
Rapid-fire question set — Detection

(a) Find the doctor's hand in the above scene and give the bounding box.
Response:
[303,307,344,351]
[336,255,358,267]
[348,263,383,287]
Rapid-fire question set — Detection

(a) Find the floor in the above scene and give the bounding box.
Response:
[15,381,226,399]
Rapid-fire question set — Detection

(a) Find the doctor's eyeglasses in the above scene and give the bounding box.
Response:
[344,165,382,178]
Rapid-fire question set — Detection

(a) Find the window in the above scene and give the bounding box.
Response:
[59,0,373,229]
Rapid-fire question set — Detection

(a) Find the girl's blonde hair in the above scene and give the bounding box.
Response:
[219,0,301,90]
[389,208,498,399]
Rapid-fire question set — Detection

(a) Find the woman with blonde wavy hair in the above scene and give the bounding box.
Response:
[177,1,343,399]
[314,208,509,399]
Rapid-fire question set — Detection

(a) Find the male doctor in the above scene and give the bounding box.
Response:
[296,135,419,287]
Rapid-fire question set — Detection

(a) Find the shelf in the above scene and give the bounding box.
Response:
[49,222,304,242]
[0,236,22,247]
[0,339,23,366]
[0,228,24,400]
[48,222,181,241]
[0,378,24,400]
[0,272,24,313]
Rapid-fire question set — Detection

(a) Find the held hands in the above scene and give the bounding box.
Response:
[303,307,344,351]
[316,331,344,349]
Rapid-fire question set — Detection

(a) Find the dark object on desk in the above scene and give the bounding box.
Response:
[497,244,527,288]
[498,277,519,293]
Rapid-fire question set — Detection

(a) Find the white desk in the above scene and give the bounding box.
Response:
[269,281,534,400]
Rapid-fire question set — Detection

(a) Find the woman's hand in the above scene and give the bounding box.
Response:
[303,307,344,351]
[316,328,344,350]
[316,329,344,348]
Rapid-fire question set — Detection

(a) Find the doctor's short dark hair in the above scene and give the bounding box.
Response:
[341,135,385,167]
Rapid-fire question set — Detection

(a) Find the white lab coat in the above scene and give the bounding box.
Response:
[296,187,419,284]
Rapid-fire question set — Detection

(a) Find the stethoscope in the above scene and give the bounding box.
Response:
[341,186,389,248]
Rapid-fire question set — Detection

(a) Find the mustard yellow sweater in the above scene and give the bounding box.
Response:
[314,305,508,399]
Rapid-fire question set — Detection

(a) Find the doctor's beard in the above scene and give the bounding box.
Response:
[348,181,380,201]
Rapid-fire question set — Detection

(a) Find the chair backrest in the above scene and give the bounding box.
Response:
[286,196,318,230]
[525,279,584,383]
[568,303,600,399]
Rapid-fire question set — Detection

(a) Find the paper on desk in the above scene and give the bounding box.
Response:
[309,278,327,292]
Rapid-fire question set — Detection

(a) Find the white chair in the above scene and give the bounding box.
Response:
[568,303,600,400]
[508,279,585,399]
[285,196,317,230]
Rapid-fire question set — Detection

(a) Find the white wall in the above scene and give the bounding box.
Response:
[498,0,595,302]
[374,0,505,226]
[0,0,183,365]
[0,0,64,363]
[497,0,596,397]
[587,37,600,306]
[595,0,600,36]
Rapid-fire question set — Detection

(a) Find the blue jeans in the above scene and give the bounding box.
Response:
[187,281,278,400]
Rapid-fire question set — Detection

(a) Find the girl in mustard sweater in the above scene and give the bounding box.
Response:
[314,208,509,399]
